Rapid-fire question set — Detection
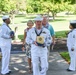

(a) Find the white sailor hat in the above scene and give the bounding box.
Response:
[2,15,9,20]
[34,15,43,21]
[70,20,76,24]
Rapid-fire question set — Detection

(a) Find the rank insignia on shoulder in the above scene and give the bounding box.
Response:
[73,35,75,38]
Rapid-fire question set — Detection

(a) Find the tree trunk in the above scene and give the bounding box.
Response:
[10,14,15,25]
[52,12,55,20]
[47,9,50,21]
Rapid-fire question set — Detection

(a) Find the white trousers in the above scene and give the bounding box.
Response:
[1,45,11,74]
[68,48,76,71]
[31,48,48,75]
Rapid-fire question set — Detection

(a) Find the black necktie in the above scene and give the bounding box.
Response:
[35,28,43,36]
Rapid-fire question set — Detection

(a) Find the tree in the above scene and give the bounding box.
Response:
[42,1,66,20]
[26,0,42,13]
[0,0,17,25]
[0,0,16,14]
[15,0,26,12]
[0,0,26,25]
[64,2,74,15]
[26,0,72,20]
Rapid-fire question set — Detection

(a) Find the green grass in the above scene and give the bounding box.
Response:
[55,31,68,38]
[15,14,26,17]
[0,54,2,61]
[18,35,24,40]
[18,30,69,40]
[49,19,67,22]
[60,52,70,63]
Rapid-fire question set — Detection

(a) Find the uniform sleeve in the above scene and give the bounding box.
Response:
[26,30,34,45]
[72,33,76,49]
[48,25,55,36]
[1,26,10,39]
[45,30,52,46]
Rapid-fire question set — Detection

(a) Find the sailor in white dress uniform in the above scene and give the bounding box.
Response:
[67,20,76,71]
[0,15,14,75]
[26,15,52,75]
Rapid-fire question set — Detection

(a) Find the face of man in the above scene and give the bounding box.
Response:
[35,21,42,29]
[5,18,11,25]
[42,17,48,26]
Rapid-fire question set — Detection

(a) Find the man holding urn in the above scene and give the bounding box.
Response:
[26,15,52,75]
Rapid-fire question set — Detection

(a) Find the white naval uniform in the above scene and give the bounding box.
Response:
[0,23,12,74]
[67,29,76,71]
[26,27,52,75]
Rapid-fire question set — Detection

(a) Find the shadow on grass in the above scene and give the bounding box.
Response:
[15,14,26,18]
[21,21,27,23]
[56,16,74,18]
[25,16,35,19]
[21,20,34,23]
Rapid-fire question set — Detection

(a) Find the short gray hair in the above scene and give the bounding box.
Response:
[42,15,49,21]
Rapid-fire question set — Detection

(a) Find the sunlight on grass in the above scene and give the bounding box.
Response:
[60,52,70,63]
[55,31,68,38]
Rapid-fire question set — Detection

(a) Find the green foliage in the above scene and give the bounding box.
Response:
[26,0,74,20]
[73,4,76,14]
[0,0,26,14]
[0,0,75,20]
[26,6,33,13]
[26,0,43,13]
[64,2,74,13]
[0,0,16,13]
[15,0,26,11]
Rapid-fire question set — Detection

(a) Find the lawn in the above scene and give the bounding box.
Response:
[60,52,70,64]
[18,30,68,40]
[55,31,68,38]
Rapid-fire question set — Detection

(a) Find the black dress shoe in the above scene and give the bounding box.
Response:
[8,70,11,74]
[1,71,12,75]
[67,69,73,72]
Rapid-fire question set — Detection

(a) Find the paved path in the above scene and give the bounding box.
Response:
[0,52,76,75]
